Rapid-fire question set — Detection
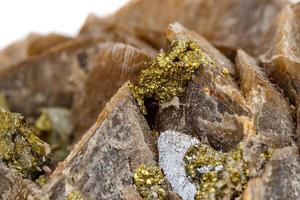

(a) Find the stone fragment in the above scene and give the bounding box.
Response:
[157,24,250,151]
[43,84,156,200]
[244,146,300,200]
[71,42,151,138]
[0,163,46,200]
[236,49,295,147]
[0,109,51,178]
[158,130,199,200]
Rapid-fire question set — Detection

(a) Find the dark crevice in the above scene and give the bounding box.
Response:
[144,97,159,130]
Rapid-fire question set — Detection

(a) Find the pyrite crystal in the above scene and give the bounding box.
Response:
[130,40,216,113]
[184,144,272,200]
[0,109,51,178]
[133,164,167,200]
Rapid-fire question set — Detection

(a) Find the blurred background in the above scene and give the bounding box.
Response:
[0,0,130,49]
[0,0,299,49]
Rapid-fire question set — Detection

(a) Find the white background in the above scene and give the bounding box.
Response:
[0,0,299,49]
[0,0,130,49]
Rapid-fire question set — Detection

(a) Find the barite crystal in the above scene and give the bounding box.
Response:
[158,130,199,200]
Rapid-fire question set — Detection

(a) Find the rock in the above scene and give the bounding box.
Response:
[244,146,300,200]
[157,24,250,151]
[0,37,138,119]
[43,84,156,200]
[0,1,299,198]
[260,4,300,106]
[79,0,288,54]
[71,42,152,138]
[236,49,295,147]
[0,109,51,179]
[0,163,45,200]
[258,4,300,150]
[158,130,199,200]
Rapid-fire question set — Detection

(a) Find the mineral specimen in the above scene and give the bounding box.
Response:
[80,0,288,55]
[0,163,45,199]
[236,49,295,148]
[158,24,249,151]
[0,109,51,178]
[260,4,300,106]
[0,0,299,199]
[158,130,199,200]
[244,146,300,200]
[71,42,152,138]
[184,143,271,200]
[43,84,157,200]
[133,164,167,200]
[130,39,216,114]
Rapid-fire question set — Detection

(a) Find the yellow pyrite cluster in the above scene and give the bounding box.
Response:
[66,190,84,200]
[133,164,167,200]
[129,40,216,114]
[184,144,248,200]
[0,108,51,178]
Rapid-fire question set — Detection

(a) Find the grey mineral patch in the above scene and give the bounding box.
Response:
[158,130,199,200]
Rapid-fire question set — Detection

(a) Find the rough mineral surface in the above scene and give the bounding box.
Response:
[244,147,300,200]
[0,109,51,178]
[158,24,249,151]
[260,4,300,106]
[43,84,157,200]
[80,0,288,55]
[133,164,167,199]
[0,0,300,199]
[184,143,251,200]
[0,37,153,120]
[0,163,45,200]
[71,42,151,138]
[158,130,199,200]
[236,49,295,148]
[130,39,217,114]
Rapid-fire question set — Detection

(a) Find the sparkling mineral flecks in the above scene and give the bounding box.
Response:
[184,144,248,200]
[133,164,167,200]
[0,108,51,178]
[66,190,84,200]
[129,40,216,114]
